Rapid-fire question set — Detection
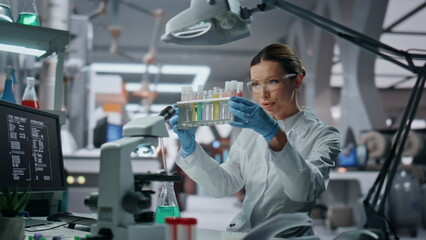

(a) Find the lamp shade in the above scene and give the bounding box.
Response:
[161,0,251,45]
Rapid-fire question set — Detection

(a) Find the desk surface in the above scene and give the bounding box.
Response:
[329,171,379,195]
[25,224,245,240]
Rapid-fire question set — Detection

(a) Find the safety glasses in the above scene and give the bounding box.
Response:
[247,73,296,94]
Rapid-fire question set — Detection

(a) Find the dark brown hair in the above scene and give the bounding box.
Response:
[250,43,306,77]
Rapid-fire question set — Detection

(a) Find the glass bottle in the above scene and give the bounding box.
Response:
[21,77,40,109]
[1,67,16,103]
[0,0,13,22]
[16,0,40,26]
[154,182,181,224]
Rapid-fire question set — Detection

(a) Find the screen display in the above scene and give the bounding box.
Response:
[337,145,358,168]
[0,100,65,192]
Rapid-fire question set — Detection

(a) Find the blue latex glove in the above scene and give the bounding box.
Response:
[169,104,196,157]
[229,96,280,142]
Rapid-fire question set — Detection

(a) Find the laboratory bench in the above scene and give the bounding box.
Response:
[24,226,226,240]
[23,222,277,240]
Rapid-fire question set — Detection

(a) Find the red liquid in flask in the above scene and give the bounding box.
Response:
[21,77,40,109]
[21,100,40,109]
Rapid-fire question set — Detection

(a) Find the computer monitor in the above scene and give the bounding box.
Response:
[0,99,66,196]
[337,144,358,168]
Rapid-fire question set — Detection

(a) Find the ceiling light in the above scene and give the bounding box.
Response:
[125,83,185,93]
[161,0,251,45]
[91,63,210,92]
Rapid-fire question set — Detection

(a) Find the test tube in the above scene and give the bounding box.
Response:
[230,80,238,96]
[192,88,197,122]
[203,90,209,122]
[223,81,231,120]
[187,87,194,127]
[207,90,213,124]
[237,82,244,97]
[179,87,188,128]
[181,86,193,128]
[219,88,225,122]
[196,85,203,123]
[212,87,220,120]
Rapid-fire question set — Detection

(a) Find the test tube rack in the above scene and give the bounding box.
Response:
[177,97,232,129]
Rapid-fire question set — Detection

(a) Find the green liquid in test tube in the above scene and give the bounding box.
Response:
[192,102,197,121]
[196,85,203,122]
[197,102,202,122]
[192,86,197,121]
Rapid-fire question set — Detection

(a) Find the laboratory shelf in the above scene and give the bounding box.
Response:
[0,21,70,123]
[0,21,69,57]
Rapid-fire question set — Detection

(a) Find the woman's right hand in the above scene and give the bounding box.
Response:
[169,104,196,157]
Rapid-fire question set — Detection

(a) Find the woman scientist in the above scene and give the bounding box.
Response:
[169,43,341,238]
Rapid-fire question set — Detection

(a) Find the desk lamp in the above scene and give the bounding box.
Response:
[162,0,426,239]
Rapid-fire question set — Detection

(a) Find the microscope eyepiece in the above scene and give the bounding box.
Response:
[159,106,175,121]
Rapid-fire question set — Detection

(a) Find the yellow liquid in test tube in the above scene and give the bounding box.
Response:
[212,87,220,120]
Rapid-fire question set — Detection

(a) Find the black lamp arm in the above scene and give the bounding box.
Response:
[378,68,426,213]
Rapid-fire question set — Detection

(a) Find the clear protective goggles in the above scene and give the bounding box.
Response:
[247,73,297,94]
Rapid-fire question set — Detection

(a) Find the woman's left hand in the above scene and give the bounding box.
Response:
[229,96,279,142]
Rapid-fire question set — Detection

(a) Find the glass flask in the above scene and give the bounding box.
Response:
[0,67,16,103]
[16,0,40,26]
[0,0,13,22]
[21,77,40,109]
[154,182,181,224]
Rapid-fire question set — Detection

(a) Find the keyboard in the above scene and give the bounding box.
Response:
[25,218,54,228]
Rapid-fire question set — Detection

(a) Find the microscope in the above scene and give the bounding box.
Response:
[85,106,180,240]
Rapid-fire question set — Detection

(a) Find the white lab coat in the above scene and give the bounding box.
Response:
[176,108,341,235]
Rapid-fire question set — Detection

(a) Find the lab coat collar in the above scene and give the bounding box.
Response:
[278,108,313,137]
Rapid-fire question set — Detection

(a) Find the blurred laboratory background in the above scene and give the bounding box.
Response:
[0,0,426,239]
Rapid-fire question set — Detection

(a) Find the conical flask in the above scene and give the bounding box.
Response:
[1,67,16,103]
[0,0,13,22]
[17,0,40,26]
[154,182,181,224]
[21,77,40,109]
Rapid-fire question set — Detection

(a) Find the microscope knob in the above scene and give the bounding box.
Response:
[135,211,155,223]
[84,192,98,212]
[122,191,151,214]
